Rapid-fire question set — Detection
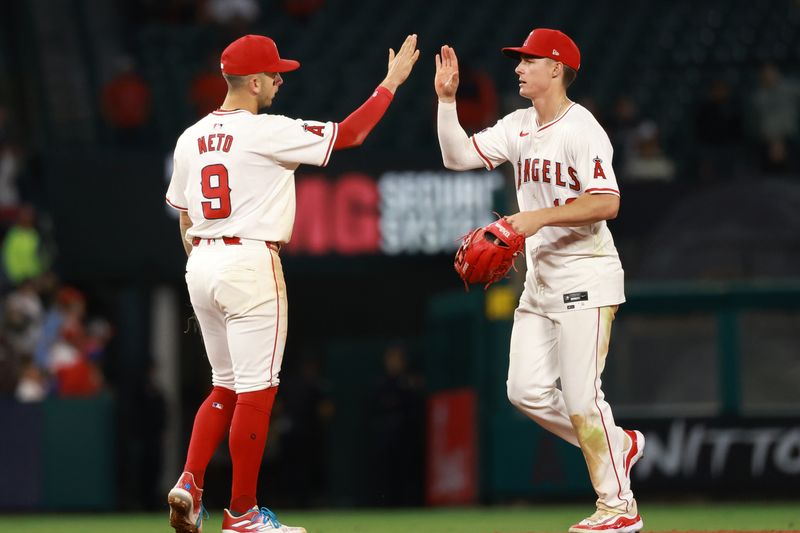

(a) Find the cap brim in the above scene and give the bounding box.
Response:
[272,59,300,73]
[501,46,527,59]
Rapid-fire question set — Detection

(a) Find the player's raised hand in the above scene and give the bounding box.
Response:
[435,45,460,103]
[381,34,420,93]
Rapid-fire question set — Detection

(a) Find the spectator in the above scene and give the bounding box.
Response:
[0,105,21,213]
[273,355,333,507]
[15,360,47,402]
[623,120,676,182]
[1,205,47,286]
[282,0,325,21]
[202,0,260,36]
[189,53,228,118]
[606,95,641,168]
[34,286,85,370]
[127,0,198,26]
[3,278,44,358]
[131,360,166,509]
[750,63,800,174]
[49,319,103,397]
[101,56,152,143]
[694,78,744,182]
[0,337,20,396]
[0,105,8,144]
[454,67,498,133]
[365,344,424,506]
[85,317,114,364]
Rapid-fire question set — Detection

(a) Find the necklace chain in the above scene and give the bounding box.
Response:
[553,97,570,121]
[539,97,571,126]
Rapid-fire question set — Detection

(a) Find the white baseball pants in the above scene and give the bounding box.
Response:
[185,238,287,393]
[507,293,635,514]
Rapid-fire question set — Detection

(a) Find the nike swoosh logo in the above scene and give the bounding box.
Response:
[519,132,530,137]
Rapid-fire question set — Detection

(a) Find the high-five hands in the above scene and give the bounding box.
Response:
[435,45,460,102]
[381,34,420,93]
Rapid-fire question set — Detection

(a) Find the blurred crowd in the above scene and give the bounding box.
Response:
[2,279,111,402]
[0,106,114,402]
[90,1,800,181]
[129,0,325,28]
[577,62,800,184]
[99,0,327,144]
[100,56,800,180]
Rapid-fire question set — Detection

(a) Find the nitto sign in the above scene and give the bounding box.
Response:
[631,419,800,490]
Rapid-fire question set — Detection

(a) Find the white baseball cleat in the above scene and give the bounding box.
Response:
[168,472,207,533]
[222,506,306,533]
[623,429,645,478]
[568,509,643,533]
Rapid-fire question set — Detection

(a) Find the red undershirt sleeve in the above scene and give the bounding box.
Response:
[333,86,394,150]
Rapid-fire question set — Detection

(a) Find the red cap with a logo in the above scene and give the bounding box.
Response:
[221,35,300,75]
[502,28,581,71]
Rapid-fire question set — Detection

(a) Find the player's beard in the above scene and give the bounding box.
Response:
[257,90,273,114]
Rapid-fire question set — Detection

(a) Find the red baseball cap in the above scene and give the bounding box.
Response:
[220,35,300,75]
[502,28,581,71]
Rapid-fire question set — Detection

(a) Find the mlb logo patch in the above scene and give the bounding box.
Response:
[212,402,224,410]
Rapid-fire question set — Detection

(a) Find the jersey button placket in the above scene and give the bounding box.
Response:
[533,129,543,149]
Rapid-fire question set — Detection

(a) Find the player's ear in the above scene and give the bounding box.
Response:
[249,74,261,94]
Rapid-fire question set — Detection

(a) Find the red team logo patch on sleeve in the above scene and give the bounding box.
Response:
[593,156,607,179]
[302,123,325,137]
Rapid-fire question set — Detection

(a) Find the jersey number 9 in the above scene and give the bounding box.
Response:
[200,164,232,219]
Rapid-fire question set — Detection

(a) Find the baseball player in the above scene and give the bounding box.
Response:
[435,29,645,533]
[165,34,419,533]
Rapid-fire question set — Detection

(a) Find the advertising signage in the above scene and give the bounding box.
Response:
[284,170,505,256]
[630,418,800,491]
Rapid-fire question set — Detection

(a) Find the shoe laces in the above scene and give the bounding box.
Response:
[253,507,282,529]
[195,503,209,527]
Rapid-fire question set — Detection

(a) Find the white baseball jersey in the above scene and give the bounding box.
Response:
[166,109,338,242]
[471,103,625,312]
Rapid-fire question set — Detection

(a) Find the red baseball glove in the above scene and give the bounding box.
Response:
[454,218,525,289]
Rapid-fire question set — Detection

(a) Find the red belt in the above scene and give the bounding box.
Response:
[191,236,280,252]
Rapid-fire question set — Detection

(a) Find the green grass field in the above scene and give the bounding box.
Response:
[1,503,798,532]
